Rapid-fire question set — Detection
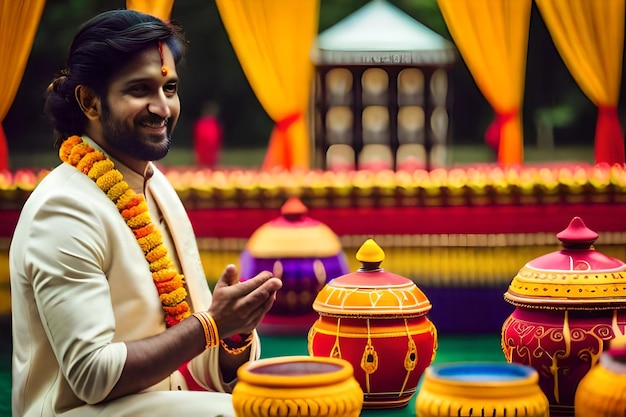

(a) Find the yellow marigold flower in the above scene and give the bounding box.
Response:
[126,211,151,228]
[152,268,178,282]
[159,286,187,306]
[88,159,115,180]
[96,170,123,193]
[150,257,174,272]
[122,200,149,220]
[138,230,162,253]
[116,189,136,210]
[107,181,129,202]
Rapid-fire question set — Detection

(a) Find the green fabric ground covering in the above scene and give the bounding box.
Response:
[260,333,505,417]
[0,331,504,416]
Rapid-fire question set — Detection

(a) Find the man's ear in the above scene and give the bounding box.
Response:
[75,85,100,120]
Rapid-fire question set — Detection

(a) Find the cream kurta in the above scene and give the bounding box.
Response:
[10,137,259,417]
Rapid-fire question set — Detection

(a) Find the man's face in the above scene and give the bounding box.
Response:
[100,43,180,162]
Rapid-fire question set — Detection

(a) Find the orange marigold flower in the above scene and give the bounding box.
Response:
[174,308,192,323]
[133,224,156,239]
[163,302,190,315]
[152,268,178,282]
[159,287,187,306]
[121,200,148,220]
[69,143,93,165]
[96,170,123,192]
[125,195,144,209]
[155,274,184,293]
[59,136,83,162]
[77,151,106,174]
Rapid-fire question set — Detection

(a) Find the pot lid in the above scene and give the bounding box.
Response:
[504,217,626,309]
[245,197,343,258]
[312,238,432,317]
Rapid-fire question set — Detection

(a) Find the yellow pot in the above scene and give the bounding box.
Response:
[416,362,549,417]
[575,352,626,416]
[232,356,363,417]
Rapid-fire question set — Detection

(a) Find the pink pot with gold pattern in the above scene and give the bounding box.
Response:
[308,239,437,409]
[502,217,626,417]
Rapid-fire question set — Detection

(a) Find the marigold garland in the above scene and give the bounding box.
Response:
[60,135,190,327]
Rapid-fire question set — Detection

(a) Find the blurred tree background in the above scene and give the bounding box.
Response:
[4,0,618,166]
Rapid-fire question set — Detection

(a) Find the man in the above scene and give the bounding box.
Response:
[10,9,282,417]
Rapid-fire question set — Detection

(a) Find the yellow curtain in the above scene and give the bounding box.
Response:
[437,0,532,166]
[536,0,625,164]
[126,0,174,21]
[0,0,46,171]
[215,0,319,171]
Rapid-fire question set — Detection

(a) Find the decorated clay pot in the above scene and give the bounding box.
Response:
[416,362,549,417]
[574,336,626,417]
[231,355,363,417]
[308,238,437,409]
[240,197,349,334]
[502,216,626,417]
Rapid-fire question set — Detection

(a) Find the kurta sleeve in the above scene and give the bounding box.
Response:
[24,188,127,404]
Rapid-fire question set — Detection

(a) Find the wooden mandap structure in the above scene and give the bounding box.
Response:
[1,0,626,334]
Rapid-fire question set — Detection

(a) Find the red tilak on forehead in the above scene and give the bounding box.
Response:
[158,41,168,76]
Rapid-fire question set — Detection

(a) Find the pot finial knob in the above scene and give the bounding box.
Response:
[356,238,385,271]
[280,197,308,221]
[556,217,598,249]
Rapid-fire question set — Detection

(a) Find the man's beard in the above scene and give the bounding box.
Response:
[100,100,173,162]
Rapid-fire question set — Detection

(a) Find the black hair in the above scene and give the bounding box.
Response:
[44,9,188,145]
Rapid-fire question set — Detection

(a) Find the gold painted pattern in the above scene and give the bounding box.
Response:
[506,265,626,304]
[501,310,622,407]
[313,283,431,316]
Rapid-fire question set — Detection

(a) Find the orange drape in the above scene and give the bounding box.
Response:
[126,0,174,21]
[536,0,625,165]
[0,0,46,171]
[215,0,319,171]
[437,0,532,166]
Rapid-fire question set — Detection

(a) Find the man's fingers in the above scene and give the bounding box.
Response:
[213,264,239,291]
[239,289,280,332]
[228,271,280,296]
